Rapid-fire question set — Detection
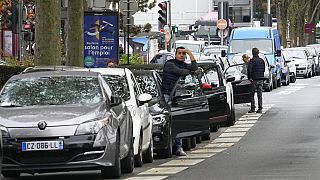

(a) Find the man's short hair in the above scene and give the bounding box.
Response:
[175,46,185,55]
[252,48,259,56]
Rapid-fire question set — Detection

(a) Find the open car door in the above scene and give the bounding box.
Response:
[224,64,252,104]
[170,73,211,139]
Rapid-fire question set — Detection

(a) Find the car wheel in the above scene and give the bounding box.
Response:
[101,133,121,179]
[277,79,281,87]
[182,138,192,151]
[308,72,312,78]
[210,123,219,132]
[201,133,211,141]
[226,105,236,126]
[191,136,197,148]
[121,138,134,173]
[142,137,153,163]
[290,75,296,83]
[134,134,143,167]
[157,128,173,159]
[273,77,277,89]
[196,136,202,144]
[2,171,20,178]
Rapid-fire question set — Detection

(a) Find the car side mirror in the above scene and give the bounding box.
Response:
[110,95,123,107]
[221,50,226,57]
[226,75,235,82]
[138,93,152,106]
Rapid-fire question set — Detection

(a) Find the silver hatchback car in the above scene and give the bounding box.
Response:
[0,71,134,179]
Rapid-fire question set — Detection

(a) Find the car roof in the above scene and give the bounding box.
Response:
[72,68,127,76]
[9,71,101,81]
[22,66,82,73]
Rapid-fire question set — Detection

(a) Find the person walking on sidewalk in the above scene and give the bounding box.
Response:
[161,46,198,156]
[247,48,265,113]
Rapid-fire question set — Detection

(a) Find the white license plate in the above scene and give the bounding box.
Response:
[22,140,64,151]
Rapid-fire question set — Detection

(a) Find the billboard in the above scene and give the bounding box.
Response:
[84,11,119,68]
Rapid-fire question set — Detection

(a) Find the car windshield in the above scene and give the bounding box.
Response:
[230,39,273,54]
[135,74,159,98]
[175,43,201,53]
[0,76,103,107]
[103,75,130,101]
[282,50,306,59]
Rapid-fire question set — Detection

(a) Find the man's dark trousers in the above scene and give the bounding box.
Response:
[251,80,263,110]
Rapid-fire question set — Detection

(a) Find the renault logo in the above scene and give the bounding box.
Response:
[38,121,47,130]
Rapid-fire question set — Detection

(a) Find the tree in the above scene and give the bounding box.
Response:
[136,0,156,12]
[65,0,84,67]
[34,0,61,65]
[143,23,152,33]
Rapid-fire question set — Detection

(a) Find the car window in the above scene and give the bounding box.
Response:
[205,68,221,87]
[135,74,159,98]
[173,74,202,97]
[99,76,114,100]
[0,77,103,106]
[103,75,130,101]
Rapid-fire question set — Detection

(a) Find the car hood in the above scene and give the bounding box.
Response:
[0,102,107,128]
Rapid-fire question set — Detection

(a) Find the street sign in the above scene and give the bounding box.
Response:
[218,29,228,38]
[217,19,227,30]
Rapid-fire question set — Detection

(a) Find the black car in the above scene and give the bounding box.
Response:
[133,70,173,158]
[0,71,134,179]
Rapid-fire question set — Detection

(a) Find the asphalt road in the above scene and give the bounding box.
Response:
[5,76,320,180]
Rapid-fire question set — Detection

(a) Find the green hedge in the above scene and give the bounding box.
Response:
[0,66,27,88]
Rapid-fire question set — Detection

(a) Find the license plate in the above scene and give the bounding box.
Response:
[22,140,64,151]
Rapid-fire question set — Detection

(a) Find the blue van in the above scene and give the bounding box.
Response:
[226,27,282,90]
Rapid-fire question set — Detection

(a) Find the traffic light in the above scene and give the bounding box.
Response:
[158,2,167,29]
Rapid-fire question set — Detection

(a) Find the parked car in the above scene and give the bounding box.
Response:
[132,70,173,158]
[150,50,175,64]
[174,40,206,60]
[297,46,317,77]
[78,68,153,167]
[170,61,236,140]
[282,48,312,78]
[281,48,297,83]
[22,66,83,73]
[306,44,320,75]
[203,45,228,59]
[0,71,134,179]
[227,53,274,92]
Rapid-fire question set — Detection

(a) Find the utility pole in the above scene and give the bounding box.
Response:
[168,0,172,51]
[18,0,24,62]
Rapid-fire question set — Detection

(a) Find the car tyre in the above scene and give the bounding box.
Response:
[201,133,210,141]
[191,136,197,148]
[210,123,219,132]
[196,136,202,144]
[121,138,134,173]
[2,171,20,178]
[134,134,143,167]
[158,128,173,159]
[182,138,192,151]
[101,133,121,179]
[290,75,296,83]
[142,137,153,163]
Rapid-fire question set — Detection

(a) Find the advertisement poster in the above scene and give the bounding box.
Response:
[3,30,13,57]
[84,12,119,68]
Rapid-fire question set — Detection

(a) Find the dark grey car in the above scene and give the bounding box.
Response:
[0,71,134,179]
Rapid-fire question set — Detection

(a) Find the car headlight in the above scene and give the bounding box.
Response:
[75,119,109,136]
[152,114,166,125]
[0,126,10,138]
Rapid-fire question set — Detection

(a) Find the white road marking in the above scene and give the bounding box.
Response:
[219,132,247,137]
[205,142,235,148]
[191,148,227,154]
[232,124,255,128]
[241,114,262,118]
[178,153,215,159]
[238,116,260,120]
[138,167,188,175]
[160,159,205,166]
[124,176,168,180]
[212,137,242,143]
[225,128,251,132]
[235,120,257,124]
[290,83,309,86]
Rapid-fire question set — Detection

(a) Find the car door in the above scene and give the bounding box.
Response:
[170,73,210,139]
[100,76,130,155]
[225,64,252,104]
[203,66,229,122]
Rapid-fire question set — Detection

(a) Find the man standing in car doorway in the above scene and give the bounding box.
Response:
[161,46,198,156]
[247,48,265,113]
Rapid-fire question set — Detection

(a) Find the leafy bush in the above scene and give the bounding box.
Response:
[119,54,145,65]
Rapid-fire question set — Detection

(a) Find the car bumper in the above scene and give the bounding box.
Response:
[152,123,171,151]
[3,132,117,173]
[296,67,308,76]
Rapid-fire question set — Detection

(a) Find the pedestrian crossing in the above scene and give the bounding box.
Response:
[123,104,274,180]
[275,84,307,95]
